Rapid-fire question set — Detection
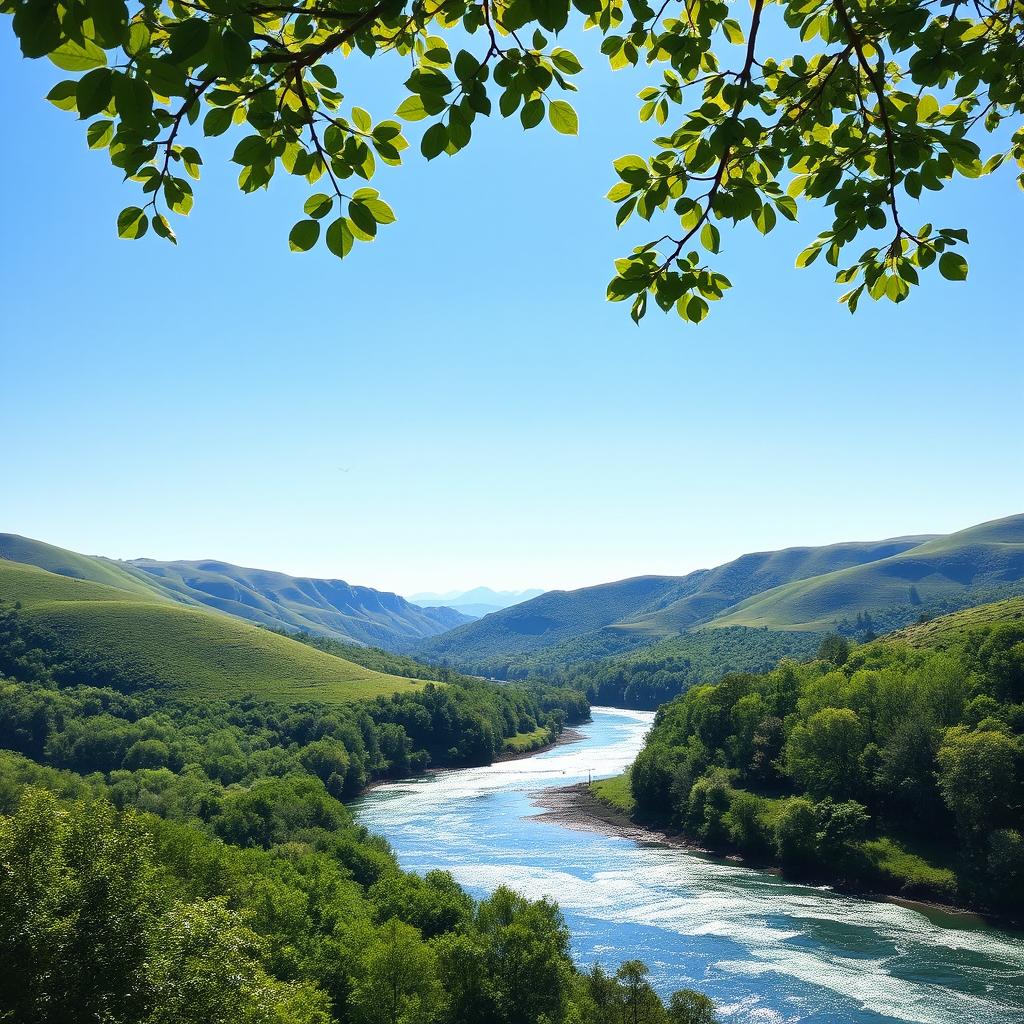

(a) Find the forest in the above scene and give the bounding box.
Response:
[557,628,825,710]
[0,599,721,1023]
[629,622,1024,913]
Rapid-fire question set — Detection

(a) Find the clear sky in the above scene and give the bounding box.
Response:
[2,25,1022,597]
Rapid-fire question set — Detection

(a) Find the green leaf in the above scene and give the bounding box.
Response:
[521,99,544,130]
[700,222,720,254]
[125,22,151,57]
[938,252,968,281]
[454,50,479,82]
[46,81,78,112]
[613,155,648,184]
[551,49,583,75]
[396,95,429,122]
[687,295,709,323]
[113,74,154,123]
[169,18,211,61]
[533,0,571,32]
[219,30,252,78]
[289,219,321,252]
[365,199,396,224]
[420,122,448,160]
[753,205,776,235]
[232,135,271,166]
[348,201,377,238]
[722,19,745,44]
[548,100,579,136]
[49,39,107,72]
[326,217,354,259]
[91,1,129,48]
[204,107,233,137]
[117,207,148,239]
[304,193,334,219]
[310,64,337,88]
[917,94,939,121]
[152,213,177,244]
[796,244,822,268]
[86,119,114,149]
[76,68,113,119]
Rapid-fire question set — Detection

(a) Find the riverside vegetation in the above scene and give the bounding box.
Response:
[624,601,1024,915]
[0,599,719,1024]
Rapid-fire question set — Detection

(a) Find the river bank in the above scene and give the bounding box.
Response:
[354,706,1024,1023]
[535,780,1023,932]
[495,725,586,762]
[359,724,586,794]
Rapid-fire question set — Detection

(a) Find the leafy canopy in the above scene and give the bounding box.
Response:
[5,0,1023,323]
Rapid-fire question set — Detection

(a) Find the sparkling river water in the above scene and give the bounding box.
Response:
[354,707,1024,1024]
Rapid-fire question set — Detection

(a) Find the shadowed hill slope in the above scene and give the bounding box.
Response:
[127,558,471,647]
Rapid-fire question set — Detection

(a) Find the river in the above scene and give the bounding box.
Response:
[353,707,1024,1024]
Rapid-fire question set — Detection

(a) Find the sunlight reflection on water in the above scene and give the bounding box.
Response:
[354,708,1024,1024]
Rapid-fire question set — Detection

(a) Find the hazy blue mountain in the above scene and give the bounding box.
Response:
[408,586,545,617]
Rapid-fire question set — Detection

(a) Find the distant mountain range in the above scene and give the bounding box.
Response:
[408,586,545,618]
[6,513,1024,702]
[411,514,1024,676]
[0,535,471,649]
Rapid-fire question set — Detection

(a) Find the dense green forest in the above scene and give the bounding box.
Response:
[0,599,722,1022]
[628,609,1024,914]
[557,629,826,711]
[0,602,587,785]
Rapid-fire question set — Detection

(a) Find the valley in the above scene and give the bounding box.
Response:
[1,522,1022,1024]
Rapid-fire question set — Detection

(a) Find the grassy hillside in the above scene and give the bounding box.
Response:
[709,514,1024,633]
[886,595,1024,649]
[0,559,148,608]
[0,560,430,704]
[616,537,932,635]
[412,533,945,675]
[0,534,471,649]
[0,535,171,600]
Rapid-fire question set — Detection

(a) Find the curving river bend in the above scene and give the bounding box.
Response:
[354,707,1024,1024]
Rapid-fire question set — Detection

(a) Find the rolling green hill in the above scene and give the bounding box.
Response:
[884,594,1024,650]
[708,514,1024,633]
[0,534,470,649]
[0,559,429,704]
[0,534,169,599]
[412,534,940,674]
[613,536,932,635]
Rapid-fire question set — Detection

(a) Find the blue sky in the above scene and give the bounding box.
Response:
[2,25,1022,596]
